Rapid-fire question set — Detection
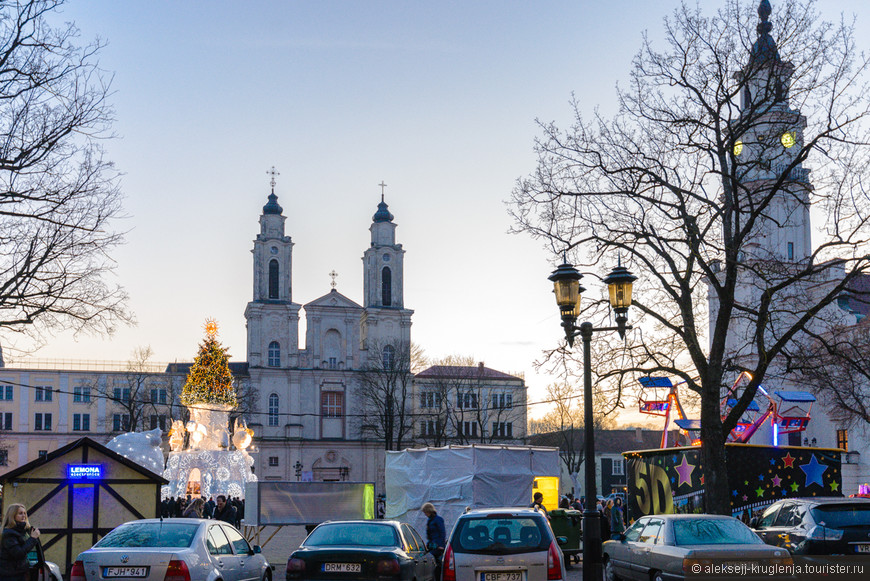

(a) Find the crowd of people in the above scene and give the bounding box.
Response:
[160,494,246,528]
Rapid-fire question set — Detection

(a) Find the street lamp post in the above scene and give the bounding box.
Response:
[549,259,636,581]
[294,460,303,481]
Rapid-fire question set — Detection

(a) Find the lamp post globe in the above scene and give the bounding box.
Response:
[548,261,585,346]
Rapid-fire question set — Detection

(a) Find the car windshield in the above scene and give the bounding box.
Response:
[451,516,549,555]
[673,519,762,546]
[305,523,399,547]
[95,522,199,548]
[811,504,870,528]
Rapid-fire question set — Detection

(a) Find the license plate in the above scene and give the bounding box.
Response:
[856,545,870,553]
[104,567,148,578]
[323,563,362,573]
[481,573,523,581]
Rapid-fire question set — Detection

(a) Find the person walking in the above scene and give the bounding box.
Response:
[182,498,205,518]
[529,492,550,520]
[0,504,41,581]
[421,503,446,581]
[610,497,626,539]
[213,495,237,525]
[601,500,612,540]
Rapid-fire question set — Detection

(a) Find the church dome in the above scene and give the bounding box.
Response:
[373,198,394,223]
[749,0,780,66]
[263,192,283,215]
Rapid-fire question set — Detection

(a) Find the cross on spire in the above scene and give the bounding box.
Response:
[267,166,280,192]
[378,180,387,202]
[329,270,338,289]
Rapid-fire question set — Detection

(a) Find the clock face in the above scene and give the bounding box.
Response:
[270,246,278,255]
[781,131,796,148]
[382,254,391,262]
[733,140,743,156]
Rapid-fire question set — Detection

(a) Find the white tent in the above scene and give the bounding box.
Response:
[385,444,560,535]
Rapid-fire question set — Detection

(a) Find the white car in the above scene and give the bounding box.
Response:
[71,518,271,581]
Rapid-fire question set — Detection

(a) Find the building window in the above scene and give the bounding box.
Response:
[328,357,337,369]
[491,393,513,409]
[457,392,478,409]
[382,345,394,370]
[420,420,440,437]
[837,429,848,451]
[112,414,130,432]
[268,259,279,299]
[73,413,90,431]
[381,267,392,306]
[38,450,47,459]
[420,391,441,408]
[492,422,513,439]
[73,385,91,403]
[1,385,12,400]
[462,421,478,438]
[150,415,166,431]
[269,456,279,467]
[1,413,11,430]
[321,392,343,418]
[34,386,53,402]
[787,242,794,261]
[150,388,167,405]
[113,387,131,403]
[268,393,279,426]
[268,341,281,367]
[34,413,52,431]
[0,449,7,466]
[612,458,625,476]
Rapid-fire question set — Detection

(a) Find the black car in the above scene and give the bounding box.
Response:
[286,520,436,581]
[750,497,870,555]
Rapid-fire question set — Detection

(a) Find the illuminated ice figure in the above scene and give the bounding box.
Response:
[161,321,257,500]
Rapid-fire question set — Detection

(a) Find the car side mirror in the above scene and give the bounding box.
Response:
[615,533,626,542]
[749,517,759,529]
[556,536,568,546]
[253,545,262,554]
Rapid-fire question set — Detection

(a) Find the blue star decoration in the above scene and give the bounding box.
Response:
[732,489,738,497]
[769,458,776,465]
[758,473,765,481]
[799,454,828,488]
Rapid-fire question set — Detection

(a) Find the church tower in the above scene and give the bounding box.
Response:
[244,171,301,368]
[361,191,413,350]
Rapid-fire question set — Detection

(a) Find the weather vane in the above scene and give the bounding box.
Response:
[267,166,280,192]
[378,180,387,201]
[329,270,338,289]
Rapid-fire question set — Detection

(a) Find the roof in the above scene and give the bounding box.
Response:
[774,391,816,403]
[0,436,168,483]
[263,191,283,215]
[416,365,520,381]
[304,289,363,310]
[165,361,249,375]
[529,428,674,455]
[372,197,394,223]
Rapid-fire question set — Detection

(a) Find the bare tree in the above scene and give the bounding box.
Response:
[0,0,129,351]
[511,0,870,513]
[356,340,415,451]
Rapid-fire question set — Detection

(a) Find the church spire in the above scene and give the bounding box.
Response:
[749,0,779,66]
[263,166,283,215]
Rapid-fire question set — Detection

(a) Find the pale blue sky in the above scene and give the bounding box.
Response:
[19,1,870,421]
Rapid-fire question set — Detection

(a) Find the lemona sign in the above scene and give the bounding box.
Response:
[67,464,103,479]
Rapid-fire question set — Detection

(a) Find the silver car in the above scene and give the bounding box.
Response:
[443,508,565,581]
[603,514,794,581]
[71,518,271,581]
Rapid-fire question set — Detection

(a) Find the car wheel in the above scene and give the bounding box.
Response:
[651,571,664,581]
[604,557,620,581]
[262,571,272,581]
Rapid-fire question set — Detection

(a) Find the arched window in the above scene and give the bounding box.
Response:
[382,345,395,370]
[269,259,279,299]
[268,393,279,427]
[381,266,392,306]
[268,341,280,367]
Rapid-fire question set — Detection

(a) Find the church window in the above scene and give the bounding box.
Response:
[328,357,337,369]
[321,392,343,418]
[269,456,279,467]
[787,242,794,261]
[268,259,279,299]
[381,267,392,306]
[268,393,279,426]
[268,341,281,367]
[382,345,395,369]
[837,429,848,451]
[324,330,341,367]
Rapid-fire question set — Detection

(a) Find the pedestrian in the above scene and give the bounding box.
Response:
[182,498,205,518]
[571,496,582,511]
[421,503,446,581]
[203,497,215,519]
[610,498,626,539]
[601,500,612,540]
[530,492,549,519]
[213,495,237,525]
[559,495,570,509]
[0,504,41,581]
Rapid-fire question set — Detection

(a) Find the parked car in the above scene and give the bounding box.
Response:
[750,497,870,555]
[442,507,565,581]
[602,514,794,581]
[27,544,62,581]
[286,520,435,581]
[71,518,270,581]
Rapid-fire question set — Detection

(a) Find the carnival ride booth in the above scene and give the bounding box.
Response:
[0,437,167,578]
[385,445,560,537]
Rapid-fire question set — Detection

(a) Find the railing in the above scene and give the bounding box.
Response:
[4,358,172,373]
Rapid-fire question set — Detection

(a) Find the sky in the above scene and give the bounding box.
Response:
[13,0,870,423]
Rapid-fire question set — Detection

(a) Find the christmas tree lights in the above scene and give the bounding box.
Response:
[181,320,238,407]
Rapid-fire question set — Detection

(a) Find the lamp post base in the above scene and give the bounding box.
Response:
[581,508,602,581]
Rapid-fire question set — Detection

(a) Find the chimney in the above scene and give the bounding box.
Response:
[635,427,643,442]
[478,362,484,370]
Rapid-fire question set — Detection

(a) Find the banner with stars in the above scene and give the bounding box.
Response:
[624,444,842,520]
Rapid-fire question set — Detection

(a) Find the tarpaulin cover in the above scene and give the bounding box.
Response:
[385,445,560,535]
[244,481,375,525]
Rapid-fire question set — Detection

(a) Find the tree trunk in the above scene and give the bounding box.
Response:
[700,386,729,514]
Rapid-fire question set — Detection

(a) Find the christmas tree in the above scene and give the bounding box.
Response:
[181,321,238,407]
